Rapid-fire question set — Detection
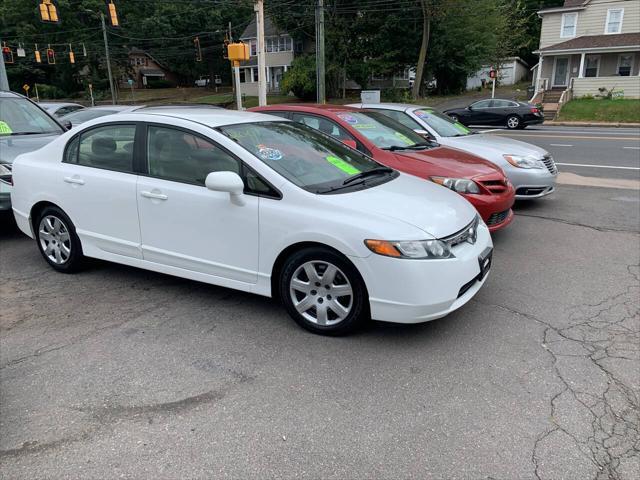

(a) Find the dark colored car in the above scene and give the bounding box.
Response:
[251,104,515,232]
[444,99,544,130]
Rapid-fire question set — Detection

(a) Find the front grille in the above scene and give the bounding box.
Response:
[487,209,510,226]
[479,179,508,194]
[542,155,558,175]
[457,277,477,298]
[441,215,479,247]
[516,186,548,196]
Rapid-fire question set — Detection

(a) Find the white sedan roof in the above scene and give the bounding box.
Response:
[126,107,282,128]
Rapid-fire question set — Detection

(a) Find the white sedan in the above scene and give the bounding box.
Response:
[11,108,493,335]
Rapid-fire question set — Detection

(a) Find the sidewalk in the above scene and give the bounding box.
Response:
[544,120,640,128]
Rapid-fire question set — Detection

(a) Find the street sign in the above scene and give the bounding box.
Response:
[127,79,134,86]
[489,69,497,79]
[22,84,30,92]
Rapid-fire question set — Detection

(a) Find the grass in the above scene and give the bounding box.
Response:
[193,93,298,108]
[557,98,640,123]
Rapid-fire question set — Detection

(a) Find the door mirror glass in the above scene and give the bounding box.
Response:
[61,119,72,131]
[342,139,357,149]
[205,171,245,201]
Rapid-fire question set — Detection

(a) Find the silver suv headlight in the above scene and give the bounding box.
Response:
[503,154,545,169]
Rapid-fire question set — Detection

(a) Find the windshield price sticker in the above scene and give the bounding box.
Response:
[337,113,358,125]
[326,155,361,175]
[394,132,413,144]
[257,145,283,161]
[454,122,471,134]
[414,109,432,118]
[0,121,13,135]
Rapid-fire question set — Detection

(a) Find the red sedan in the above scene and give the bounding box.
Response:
[250,104,514,231]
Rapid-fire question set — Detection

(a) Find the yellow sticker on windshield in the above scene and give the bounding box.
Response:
[0,121,13,135]
[394,132,413,144]
[326,155,360,175]
[454,122,471,134]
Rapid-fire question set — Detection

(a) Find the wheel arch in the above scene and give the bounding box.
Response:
[270,241,368,302]
[30,200,62,235]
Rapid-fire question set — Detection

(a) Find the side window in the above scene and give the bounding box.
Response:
[147,126,240,185]
[76,124,136,172]
[244,166,280,198]
[491,100,510,108]
[63,136,80,164]
[372,109,423,130]
[291,113,354,142]
[472,100,491,109]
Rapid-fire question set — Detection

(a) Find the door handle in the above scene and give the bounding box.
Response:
[140,190,168,200]
[64,176,85,185]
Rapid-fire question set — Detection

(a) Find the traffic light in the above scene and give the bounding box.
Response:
[2,46,13,64]
[194,37,202,62]
[38,0,60,24]
[69,47,75,64]
[46,48,55,65]
[35,48,42,63]
[105,1,119,27]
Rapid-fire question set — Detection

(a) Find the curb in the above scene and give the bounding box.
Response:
[544,121,640,128]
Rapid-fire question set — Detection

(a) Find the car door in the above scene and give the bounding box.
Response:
[487,99,514,125]
[61,122,142,258]
[136,124,260,284]
[467,100,493,124]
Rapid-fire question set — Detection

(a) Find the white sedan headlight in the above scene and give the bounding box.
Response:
[365,239,453,259]
[430,176,481,194]
[503,154,545,169]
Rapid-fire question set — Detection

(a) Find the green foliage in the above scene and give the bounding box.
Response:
[381,88,412,103]
[558,99,640,123]
[281,55,317,100]
[35,84,66,99]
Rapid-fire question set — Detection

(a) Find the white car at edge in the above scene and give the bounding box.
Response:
[11,107,493,335]
[349,103,558,199]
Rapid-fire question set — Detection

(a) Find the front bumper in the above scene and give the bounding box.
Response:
[507,166,557,200]
[523,114,544,126]
[464,187,515,232]
[351,224,493,324]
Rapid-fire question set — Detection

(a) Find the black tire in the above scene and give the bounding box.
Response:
[35,206,84,273]
[279,247,368,335]
[506,115,521,130]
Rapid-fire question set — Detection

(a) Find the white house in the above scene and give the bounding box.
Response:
[466,57,530,90]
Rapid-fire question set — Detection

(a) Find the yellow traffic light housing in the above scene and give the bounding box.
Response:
[39,0,60,24]
[227,42,250,66]
[106,1,119,27]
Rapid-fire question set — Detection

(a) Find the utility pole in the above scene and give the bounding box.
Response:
[315,0,325,103]
[255,0,267,106]
[0,48,9,91]
[101,12,116,105]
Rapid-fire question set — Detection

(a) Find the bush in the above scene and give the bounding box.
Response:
[147,79,173,89]
[381,88,411,103]
[281,55,316,100]
[36,84,65,99]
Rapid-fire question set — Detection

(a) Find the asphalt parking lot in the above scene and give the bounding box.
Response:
[1,127,639,479]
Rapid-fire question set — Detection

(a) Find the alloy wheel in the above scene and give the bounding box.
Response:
[507,116,520,129]
[289,260,353,326]
[38,215,72,265]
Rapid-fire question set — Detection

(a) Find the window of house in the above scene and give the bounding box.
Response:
[561,13,577,38]
[295,40,303,52]
[605,9,624,34]
[584,55,600,77]
[266,37,275,53]
[617,54,633,76]
[239,69,246,83]
[253,68,259,82]
[250,40,257,56]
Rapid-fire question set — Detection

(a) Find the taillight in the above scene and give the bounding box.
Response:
[531,107,539,113]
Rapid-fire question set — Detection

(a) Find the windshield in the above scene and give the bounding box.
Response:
[0,97,63,135]
[63,109,118,124]
[335,111,426,149]
[219,121,395,193]
[412,108,472,137]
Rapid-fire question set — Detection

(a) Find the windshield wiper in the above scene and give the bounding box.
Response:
[382,142,433,151]
[342,166,393,185]
[6,131,50,136]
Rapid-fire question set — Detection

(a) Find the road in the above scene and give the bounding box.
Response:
[1,125,639,479]
[477,125,640,181]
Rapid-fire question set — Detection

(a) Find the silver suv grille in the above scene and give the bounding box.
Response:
[542,155,558,175]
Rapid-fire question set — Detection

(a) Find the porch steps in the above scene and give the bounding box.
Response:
[542,102,559,120]
[541,89,565,120]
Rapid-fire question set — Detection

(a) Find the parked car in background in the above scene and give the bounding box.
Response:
[443,99,544,129]
[251,104,515,231]
[0,91,66,211]
[60,105,139,128]
[11,108,493,335]
[349,103,557,199]
[38,102,85,118]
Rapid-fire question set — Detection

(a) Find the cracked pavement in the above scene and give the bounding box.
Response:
[1,184,638,479]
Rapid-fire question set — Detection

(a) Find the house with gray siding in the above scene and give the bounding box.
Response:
[531,0,639,113]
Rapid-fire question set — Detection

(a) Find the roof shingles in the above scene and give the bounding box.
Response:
[539,32,640,52]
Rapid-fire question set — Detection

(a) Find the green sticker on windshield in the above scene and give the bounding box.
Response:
[326,155,360,175]
[394,132,413,144]
[454,122,471,134]
[0,121,13,135]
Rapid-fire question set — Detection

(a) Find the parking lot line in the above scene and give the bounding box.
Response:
[549,144,573,147]
[556,162,640,170]
[623,146,640,150]
[496,134,640,141]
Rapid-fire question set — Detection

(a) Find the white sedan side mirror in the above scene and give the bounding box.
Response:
[205,171,245,205]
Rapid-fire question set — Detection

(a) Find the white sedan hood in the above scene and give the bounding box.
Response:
[442,133,548,160]
[320,173,477,239]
